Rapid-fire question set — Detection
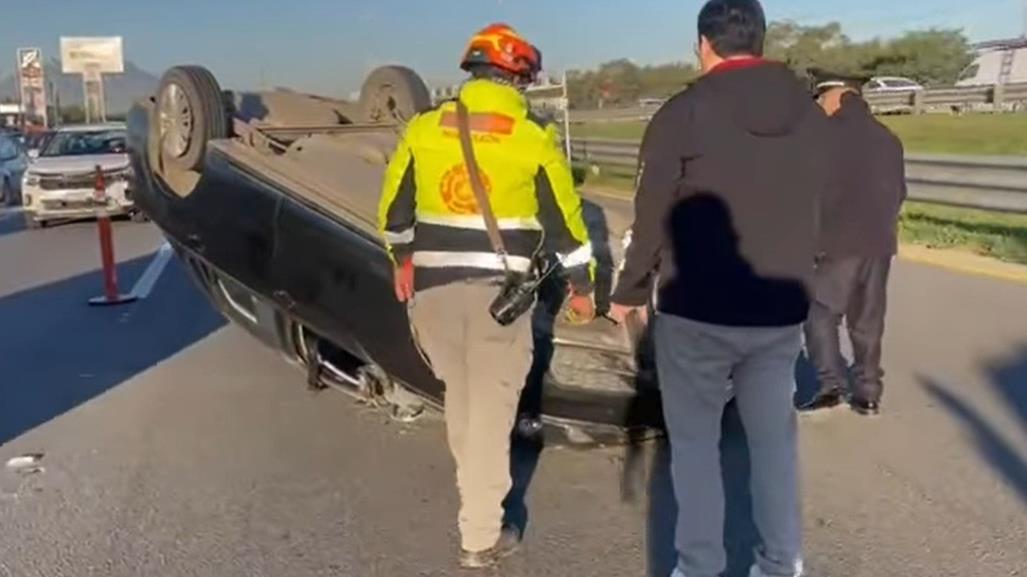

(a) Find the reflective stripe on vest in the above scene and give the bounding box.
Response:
[412,251,532,273]
[558,241,593,268]
[383,227,415,245]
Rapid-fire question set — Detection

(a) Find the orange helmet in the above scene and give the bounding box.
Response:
[460,23,542,82]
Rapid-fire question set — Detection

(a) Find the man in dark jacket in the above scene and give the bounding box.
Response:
[800,71,907,417]
[609,1,830,575]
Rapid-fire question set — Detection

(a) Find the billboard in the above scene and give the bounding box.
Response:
[60,37,124,74]
[16,47,48,127]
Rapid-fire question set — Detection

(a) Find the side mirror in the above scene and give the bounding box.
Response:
[27,149,39,160]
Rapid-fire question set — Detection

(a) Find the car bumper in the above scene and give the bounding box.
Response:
[23,182,134,220]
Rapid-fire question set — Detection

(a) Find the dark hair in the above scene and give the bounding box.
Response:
[698,0,767,58]
[467,63,521,85]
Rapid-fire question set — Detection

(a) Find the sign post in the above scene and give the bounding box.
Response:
[60,37,124,125]
[83,66,106,123]
[16,47,48,128]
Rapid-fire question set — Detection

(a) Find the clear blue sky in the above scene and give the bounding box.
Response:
[1,0,1023,96]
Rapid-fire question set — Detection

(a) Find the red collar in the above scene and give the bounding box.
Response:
[708,57,767,75]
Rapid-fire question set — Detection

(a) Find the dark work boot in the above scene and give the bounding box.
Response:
[850,396,882,417]
[459,525,521,569]
[850,378,883,417]
[798,388,845,414]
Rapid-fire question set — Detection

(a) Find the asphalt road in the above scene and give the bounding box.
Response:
[0,209,1025,577]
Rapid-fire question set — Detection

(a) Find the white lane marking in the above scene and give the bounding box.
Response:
[129,242,174,300]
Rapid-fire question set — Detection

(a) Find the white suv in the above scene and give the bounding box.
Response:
[21,123,136,228]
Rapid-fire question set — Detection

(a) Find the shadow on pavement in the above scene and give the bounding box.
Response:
[646,402,761,577]
[503,436,543,537]
[0,253,225,445]
[794,350,820,406]
[920,346,1027,506]
[0,211,26,237]
[795,337,855,407]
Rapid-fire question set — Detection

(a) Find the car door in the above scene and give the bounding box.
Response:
[186,151,282,297]
[268,198,442,402]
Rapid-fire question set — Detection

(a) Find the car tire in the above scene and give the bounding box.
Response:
[359,66,432,124]
[156,66,229,173]
[130,209,150,223]
[23,214,42,229]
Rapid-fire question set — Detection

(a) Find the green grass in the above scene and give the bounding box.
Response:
[572,122,647,141]
[899,202,1027,264]
[572,113,1027,156]
[577,173,1027,265]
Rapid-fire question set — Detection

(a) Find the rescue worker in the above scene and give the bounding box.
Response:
[377,23,595,569]
[800,69,907,417]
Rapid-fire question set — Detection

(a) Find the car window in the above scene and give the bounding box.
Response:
[40,129,127,157]
[957,64,980,82]
[26,131,53,151]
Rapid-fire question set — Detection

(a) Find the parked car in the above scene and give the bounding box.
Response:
[21,123,140,228]
[0,131,29,206]
[864,76,925,93]
[638,97,666,108]
[127,65,663,446]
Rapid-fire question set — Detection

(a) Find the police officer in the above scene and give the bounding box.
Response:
[378,24,595,569]
[800,69,907,416]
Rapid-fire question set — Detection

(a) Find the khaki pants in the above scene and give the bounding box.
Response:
[409,279,534,552]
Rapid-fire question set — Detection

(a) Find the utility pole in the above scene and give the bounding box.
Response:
[48,80,55,128]
[561,71,571,162]
[53,81,61,127]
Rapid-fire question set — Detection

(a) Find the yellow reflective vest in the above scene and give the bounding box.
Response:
[378,79,593,292]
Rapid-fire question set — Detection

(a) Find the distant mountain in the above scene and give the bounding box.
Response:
[0,58,159,115]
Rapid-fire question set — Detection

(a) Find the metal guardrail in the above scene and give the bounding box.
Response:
[570,138,1027,214]
[569,82,1027,123]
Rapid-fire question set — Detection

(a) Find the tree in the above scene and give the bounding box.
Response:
[566,21,973,108]
[765,21,972,85]
[567,60,697,108]
[868,29,972,86]
[765,21,856,75]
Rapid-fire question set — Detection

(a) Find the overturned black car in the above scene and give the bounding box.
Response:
[127,65,662,446]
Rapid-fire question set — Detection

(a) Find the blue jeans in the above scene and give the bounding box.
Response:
[656,314,804,577]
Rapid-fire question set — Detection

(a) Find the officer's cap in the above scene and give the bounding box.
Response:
[807,68,871,97]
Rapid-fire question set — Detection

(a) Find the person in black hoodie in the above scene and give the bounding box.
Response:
[608,1,830,576]
[800,71,907,417]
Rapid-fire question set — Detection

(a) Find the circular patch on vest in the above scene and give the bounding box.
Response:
[440,163,492,215]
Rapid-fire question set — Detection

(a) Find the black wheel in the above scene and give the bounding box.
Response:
[23,214,41,229]
[156,66,229,172]
[130,209,150,223]
[359,66,432,124]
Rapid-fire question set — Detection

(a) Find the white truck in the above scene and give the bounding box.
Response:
[956,38,1027,87]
